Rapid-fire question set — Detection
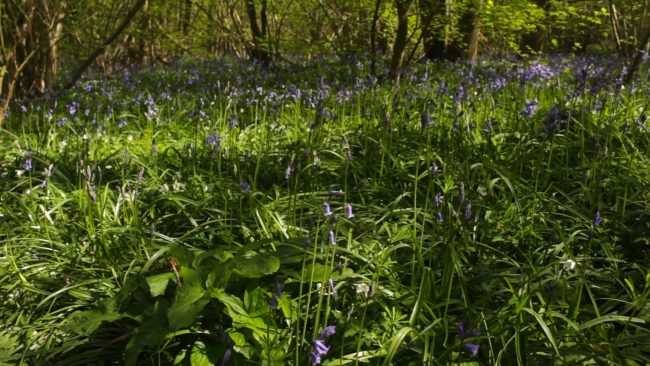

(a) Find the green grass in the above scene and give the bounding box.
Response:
[1,56,649,365]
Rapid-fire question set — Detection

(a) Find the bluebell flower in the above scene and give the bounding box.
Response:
[593,211,603,226]
[219,348,232,366]
[457,319,480,356]
[520,98,539,118]
[346,204,354,219]
[319,325,336,338]
[23,152,32,171]
[464,204,472,220]
[328,189,344,196]
[435,193,443,207]
[284,165,292,179]
[323,202,332,216]
[239,182,251,193]
[309,325,336,365]
[436,212,444,223]
[431,164,439,177]
[118,120,128,128]
[329,230,335,245]
[462,342,480,356]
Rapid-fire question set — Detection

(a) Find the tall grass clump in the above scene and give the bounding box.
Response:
[1,55,649,365]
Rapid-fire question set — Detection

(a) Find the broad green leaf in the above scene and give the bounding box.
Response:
[190,341,213,366]
[232,253,280,278]
[126,299,171,366]
[66,308,123,336]
[146,272,176,297]
[167,267,209,330]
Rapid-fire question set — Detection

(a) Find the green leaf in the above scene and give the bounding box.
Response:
[190,341,213,366]
[521,307,559,356]
[146,272,176,297]
[232,253,280,278]
[126,299,171,366]
[211,289,267,334]
[66,308,123,336]
[167,267,209,330]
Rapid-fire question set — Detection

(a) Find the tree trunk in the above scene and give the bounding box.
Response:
[466,0,482,61]
[61,0,147,91]
[522,0,549,54]
[419,0,447,60]
[245,0,271,67]
[181,0,192,36]
[390,0,411,82]
[370,0,382,75]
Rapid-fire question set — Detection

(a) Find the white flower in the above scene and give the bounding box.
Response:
[355,283,370,297]
[563,259,576,271]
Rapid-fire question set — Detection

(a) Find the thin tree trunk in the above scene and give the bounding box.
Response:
[245,0,271,66]
[466,0,482,62]
[419,0,447,60]
[624,26,650,84]
[370,0,382,75]
[61,0,147,91]
[390,0,411,82]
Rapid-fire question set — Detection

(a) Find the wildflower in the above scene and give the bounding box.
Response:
[328,230,335,245]
[464,204,472,220]
[309,325,336,365]
[593,211,603,227]
[436,212,444,223]
[462,342,480,356]
[284,165,292,179]
[239,182,251,193]
[346,204,354,219]
[421,112,432,129]
[23,152,32,171]
[434,193,443,207]
[56,117,68,127]
[205,132,223,158]
[563,259,576,271]
[328,189,344,196]
[355,282,369,297]
[323,202,332,216]
[431,164,439,177]
[118,120,128,128]
[220,348,232,366]
[457,319,480,357]
[520,98,539,118]
[328,278,335,294]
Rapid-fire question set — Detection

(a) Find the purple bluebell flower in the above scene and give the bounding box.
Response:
[328,189,344,196]
[137,168,144,183]
[319,325,336,338]
[520,98,539,118]
[328,278,335,293]
[309,325,336,364]
[431,164,439,178]
[462,342,480,356]
[68,102,79,116]
[346,204,354,219]
[464,204,472,221]
[56,117,68,127]
[20,105,27,113]
[457,319,481,339]
[436,212,444,223]
[328,230,335,245]
[421,112,432,129]
[23,152,32,171]
[118,120,128,128]
[324,202,332,216]
[435,193,443,207]
[219,348,232,366]
[239,182,251,192]
[593,211,603,227]
[284,165,292,179]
